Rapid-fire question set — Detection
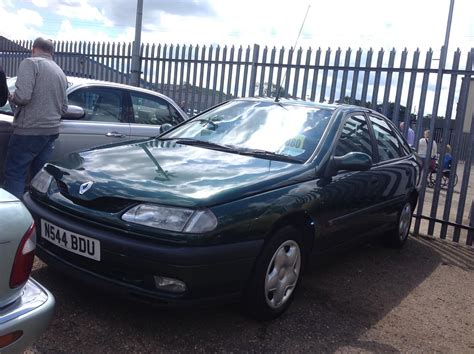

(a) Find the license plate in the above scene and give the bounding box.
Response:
[41,219,101,261]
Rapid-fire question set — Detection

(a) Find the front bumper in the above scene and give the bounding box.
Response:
[0,278,55,353]
[24,193,263,305]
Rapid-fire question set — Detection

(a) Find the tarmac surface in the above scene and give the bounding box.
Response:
[27,234,473,353]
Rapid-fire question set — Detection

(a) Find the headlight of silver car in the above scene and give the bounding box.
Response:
[31,168,53,194]
[121,204,218,233]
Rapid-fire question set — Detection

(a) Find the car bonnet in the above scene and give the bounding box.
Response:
[43,139,308,209]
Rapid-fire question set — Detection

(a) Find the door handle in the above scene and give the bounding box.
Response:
[105,131,125,138]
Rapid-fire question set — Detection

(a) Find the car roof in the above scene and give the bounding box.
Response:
[8,75,173,99]
[232,97,382,116]
[66,76,165,96]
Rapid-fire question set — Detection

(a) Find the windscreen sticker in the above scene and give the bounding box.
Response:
[279,134,306,156]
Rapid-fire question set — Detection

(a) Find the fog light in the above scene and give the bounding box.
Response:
[154,276,187,293]
[0,330,23,349]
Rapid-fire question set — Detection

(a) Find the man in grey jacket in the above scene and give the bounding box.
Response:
[3,37,68,199]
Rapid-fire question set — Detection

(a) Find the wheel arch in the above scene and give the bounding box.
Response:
[265,211,317,262]
[410,189,419,209]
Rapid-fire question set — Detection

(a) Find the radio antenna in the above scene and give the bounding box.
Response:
[275,4,311,102]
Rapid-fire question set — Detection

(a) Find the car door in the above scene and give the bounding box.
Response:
[367,114,417,229]
[316,113,383,249]
[127,91,185,139]
[51,86,131,162]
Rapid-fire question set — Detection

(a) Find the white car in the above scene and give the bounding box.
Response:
[0,188,55,353]
[0,77,188,182]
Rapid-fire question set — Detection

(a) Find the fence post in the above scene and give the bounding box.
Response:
[468,200,474,246]
[249,44,260,97]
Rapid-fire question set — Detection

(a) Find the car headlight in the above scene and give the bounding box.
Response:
[31,168,53,194]
[121,204,218,233]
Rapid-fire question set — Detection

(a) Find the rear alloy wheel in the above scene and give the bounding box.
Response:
[385,201,412,248]
[244,226,304,320]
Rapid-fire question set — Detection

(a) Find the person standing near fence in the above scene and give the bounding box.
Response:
[3,37,68,199]
[0,65,7,106]
[399,121,415,146]
[418,129,438,159]
[418,129,438,171]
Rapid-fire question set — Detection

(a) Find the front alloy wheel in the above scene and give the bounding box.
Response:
[264,240,301,309]
[244,226,304,320]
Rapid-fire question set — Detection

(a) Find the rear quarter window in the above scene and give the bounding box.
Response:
[369,114,408,161]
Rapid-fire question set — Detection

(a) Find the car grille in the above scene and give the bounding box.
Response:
[56,179,68,194]
[55,178,135,213]
[39,239,156,291]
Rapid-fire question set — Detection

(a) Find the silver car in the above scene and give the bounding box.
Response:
[0,77,188,181]
[0,188,55,353]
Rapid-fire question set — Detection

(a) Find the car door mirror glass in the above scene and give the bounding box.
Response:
[332,152,372,173]
[62,105,85,120]
[160,123,173,134]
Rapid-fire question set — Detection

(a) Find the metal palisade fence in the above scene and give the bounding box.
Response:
[1,38,473,246]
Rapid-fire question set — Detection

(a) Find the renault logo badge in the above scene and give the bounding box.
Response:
[79,181,94,195]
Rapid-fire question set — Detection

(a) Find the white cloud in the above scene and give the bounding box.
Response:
[115,27,136,43]
[0,5,46,40]
[1,0,472,52]
[32,0,49,7]
[56,19,114,42]
[107,0,473,52]
[1,0,15,7]
[54,0,112,26]
[17,8,44,27]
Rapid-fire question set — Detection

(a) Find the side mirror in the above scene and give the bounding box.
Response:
[62,105,85,120]
[331,152,372,174]
[160,123,173,134]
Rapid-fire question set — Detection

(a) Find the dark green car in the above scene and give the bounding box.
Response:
[23,98,421,319]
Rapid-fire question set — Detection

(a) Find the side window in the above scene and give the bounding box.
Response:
[334,114,373,157]
[68,88,125,123]
[130,93,182,126]
[369,115,405,161]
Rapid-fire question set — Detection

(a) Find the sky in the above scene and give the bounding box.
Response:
[0,0,473,52]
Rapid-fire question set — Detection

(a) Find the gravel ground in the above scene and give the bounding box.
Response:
[27,234,474,353]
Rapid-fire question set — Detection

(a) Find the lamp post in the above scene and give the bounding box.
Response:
[130,0,143,87]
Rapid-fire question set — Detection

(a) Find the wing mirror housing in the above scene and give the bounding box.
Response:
[327,152,373,176]
[160,123,173,134]
[62,105,85,120]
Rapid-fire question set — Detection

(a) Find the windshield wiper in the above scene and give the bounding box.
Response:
[236,148,303,163]
[156,138,302,163]
[173,138,238,153]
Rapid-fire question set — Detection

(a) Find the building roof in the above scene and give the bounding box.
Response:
[0,36,30,52]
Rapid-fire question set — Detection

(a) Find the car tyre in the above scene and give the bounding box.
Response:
[244,226,304,320]
[385,201,413,248]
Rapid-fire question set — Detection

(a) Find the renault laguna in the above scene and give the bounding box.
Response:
[23,98,421,319]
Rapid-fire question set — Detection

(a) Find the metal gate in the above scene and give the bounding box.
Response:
[1,37,473,245]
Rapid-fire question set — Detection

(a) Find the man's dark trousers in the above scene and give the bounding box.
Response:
[3,133,58,199]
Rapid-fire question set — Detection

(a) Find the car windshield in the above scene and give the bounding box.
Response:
[0,77,17,115]
[162,100,334,162]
